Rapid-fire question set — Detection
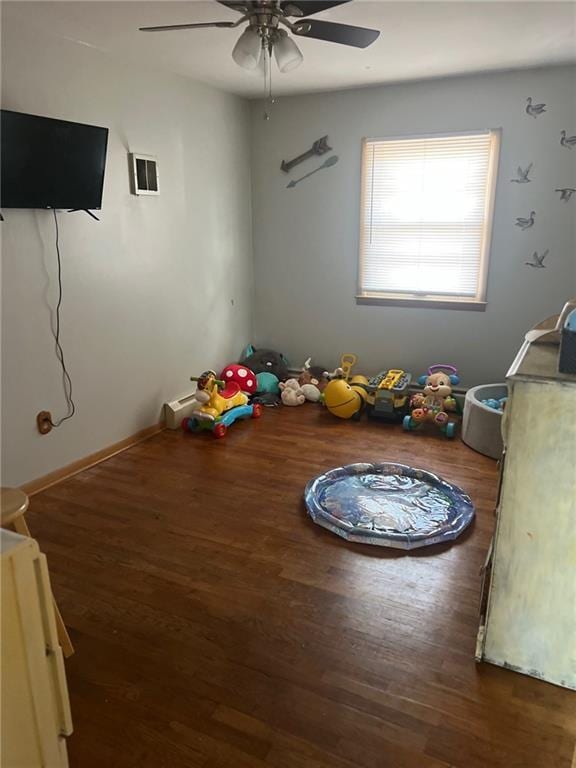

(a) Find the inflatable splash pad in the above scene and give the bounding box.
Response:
[304,462,474,549]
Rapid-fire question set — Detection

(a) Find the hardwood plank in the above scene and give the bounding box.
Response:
[21,422,165,496]
[24,407,576,768]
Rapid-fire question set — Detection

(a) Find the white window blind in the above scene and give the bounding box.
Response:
[358,130,499,305]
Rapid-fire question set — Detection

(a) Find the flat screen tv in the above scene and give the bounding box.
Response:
[1,110,108,210]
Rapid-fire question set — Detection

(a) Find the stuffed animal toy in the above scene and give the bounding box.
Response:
[255,371,280,395]
[219,364,257,395]
[410,365,459,427]
[279,378,306,406]
[299,358,329,393]
[300,382,322,403]
[242,345,290,381]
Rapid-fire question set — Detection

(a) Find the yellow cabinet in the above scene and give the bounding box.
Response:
[1,530,73,767]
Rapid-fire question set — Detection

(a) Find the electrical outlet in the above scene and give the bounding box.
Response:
[37,411,53,435]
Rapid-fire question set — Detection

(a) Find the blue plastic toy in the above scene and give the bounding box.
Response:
[182,403,261,439]
[481,397,507,411]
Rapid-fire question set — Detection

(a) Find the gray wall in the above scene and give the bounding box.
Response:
[1,21,254,485]
[251,66,576,385]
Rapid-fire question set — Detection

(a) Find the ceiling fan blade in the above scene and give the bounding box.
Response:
[281,1,351,17]
[139,21,238,32]
[294,19,379,48]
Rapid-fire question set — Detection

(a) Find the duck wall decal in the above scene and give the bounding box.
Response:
[555,188,576,202]
[525,250,549,269]
[510,163,533,183]
[525,97,546,118]
[515,211,536,230]
[560,130,576,148]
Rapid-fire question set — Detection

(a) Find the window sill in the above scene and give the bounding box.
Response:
[356,295,487,311]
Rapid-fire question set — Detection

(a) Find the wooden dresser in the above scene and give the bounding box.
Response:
[476,328,576,689]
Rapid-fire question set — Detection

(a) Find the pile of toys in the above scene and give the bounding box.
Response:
[183,343,462,440]
[182,344,324,439]
[321,358,461,439]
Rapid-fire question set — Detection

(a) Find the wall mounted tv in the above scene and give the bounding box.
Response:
[1,110,109,210]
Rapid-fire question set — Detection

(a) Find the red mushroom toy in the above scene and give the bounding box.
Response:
[219,364,257,395]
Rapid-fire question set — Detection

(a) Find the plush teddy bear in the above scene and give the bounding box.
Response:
[279,378,306,406]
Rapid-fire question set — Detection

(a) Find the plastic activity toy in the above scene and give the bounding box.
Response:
[183,369,261,438]
[182,403,261,439]
[191,370,248,419]
[366,369,412,422]
[403,364,460,438]
[305,462,475,549]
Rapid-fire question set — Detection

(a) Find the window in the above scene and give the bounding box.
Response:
[358,130,500,309]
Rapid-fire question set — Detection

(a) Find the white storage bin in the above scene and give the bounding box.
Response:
[462,383,507,459]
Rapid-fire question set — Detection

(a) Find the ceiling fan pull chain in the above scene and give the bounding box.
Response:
[268,46,276,112]
[263,44,272,121]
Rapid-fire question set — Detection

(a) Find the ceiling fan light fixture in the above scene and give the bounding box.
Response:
[273,30,303,73]
[232,26,262,70]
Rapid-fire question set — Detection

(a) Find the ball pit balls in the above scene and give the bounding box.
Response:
[481,397,507,412]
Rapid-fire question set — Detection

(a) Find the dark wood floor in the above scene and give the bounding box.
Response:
[28,407,575,768]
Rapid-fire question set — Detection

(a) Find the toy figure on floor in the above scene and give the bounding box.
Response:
[403,365,460,438]
[279,379,306,406]
[192,370,248,420]
[182,370,261,438]
[298,358,329,397]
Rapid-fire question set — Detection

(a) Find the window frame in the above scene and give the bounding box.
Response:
[356,129,501,311]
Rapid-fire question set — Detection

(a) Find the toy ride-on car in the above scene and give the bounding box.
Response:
[182,403,262,439]
[181,369,262,439]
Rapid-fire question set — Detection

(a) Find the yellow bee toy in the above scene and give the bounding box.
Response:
[322,373,370,419]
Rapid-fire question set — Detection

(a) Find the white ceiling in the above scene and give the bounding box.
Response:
[4,1,576,97]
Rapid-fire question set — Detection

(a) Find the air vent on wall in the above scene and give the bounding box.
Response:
[129,153,159,195]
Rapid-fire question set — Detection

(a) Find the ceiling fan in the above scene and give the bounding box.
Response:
[139,1,380,74]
